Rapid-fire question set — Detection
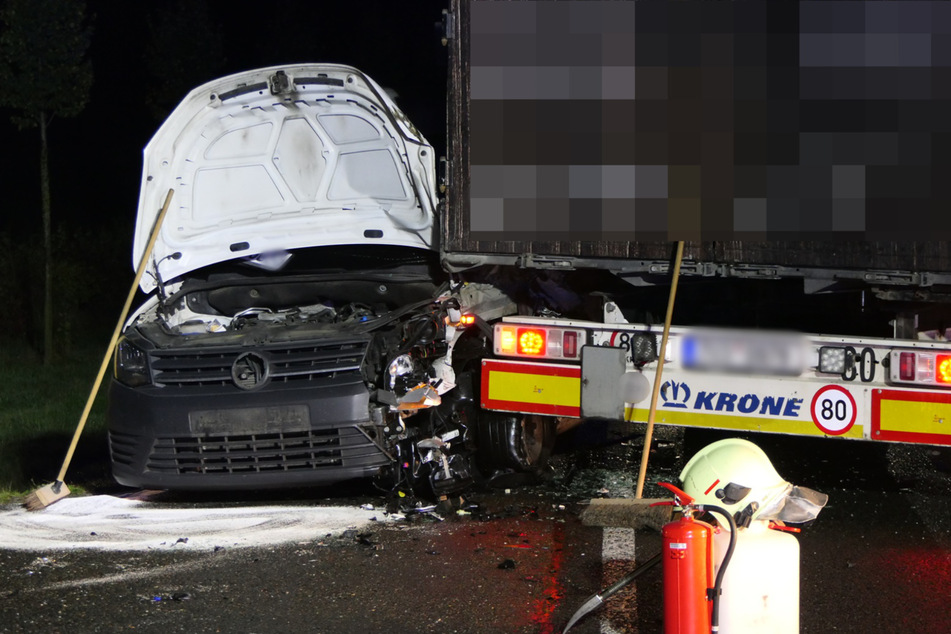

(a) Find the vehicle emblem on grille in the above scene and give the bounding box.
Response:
[232,352,269,390]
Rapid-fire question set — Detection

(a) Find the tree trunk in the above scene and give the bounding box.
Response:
[40,111,53,365]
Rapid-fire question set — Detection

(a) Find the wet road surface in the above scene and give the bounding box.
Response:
[2,424,950,634]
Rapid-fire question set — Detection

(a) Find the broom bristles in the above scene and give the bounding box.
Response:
[24,481,71,511]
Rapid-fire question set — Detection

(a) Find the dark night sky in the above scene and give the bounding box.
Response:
[0,0,449,235]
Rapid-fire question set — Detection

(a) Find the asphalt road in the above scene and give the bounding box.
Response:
[2,425,950,634]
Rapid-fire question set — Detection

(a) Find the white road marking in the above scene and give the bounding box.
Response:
[602,527,638,561]
[602,527,638,634]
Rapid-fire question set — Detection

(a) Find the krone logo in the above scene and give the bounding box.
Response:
[661,381,691,408]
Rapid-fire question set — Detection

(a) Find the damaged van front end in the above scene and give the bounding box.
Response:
[108,65,544,495]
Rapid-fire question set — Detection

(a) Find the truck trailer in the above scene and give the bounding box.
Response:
[440,0,951,449]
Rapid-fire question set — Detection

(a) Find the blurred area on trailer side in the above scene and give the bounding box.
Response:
[441,0,951,309]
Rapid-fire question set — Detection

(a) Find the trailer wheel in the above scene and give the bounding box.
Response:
[477,412,557,476]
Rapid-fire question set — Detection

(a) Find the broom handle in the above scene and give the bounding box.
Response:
[634,240,684,499]
[55,189,175,483]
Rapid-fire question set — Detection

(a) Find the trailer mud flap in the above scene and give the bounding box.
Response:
[481,359,580,417]
[872,389,951,446]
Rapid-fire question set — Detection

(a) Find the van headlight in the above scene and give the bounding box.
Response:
[387,354,416,390]
[114,339,152,387]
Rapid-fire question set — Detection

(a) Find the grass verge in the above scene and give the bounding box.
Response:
[0,341,115,502]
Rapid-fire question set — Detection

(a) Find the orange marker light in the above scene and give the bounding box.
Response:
[460,314,475,326]
[499,327,517,355]
[937,354,951,384]
[518,328,546,356]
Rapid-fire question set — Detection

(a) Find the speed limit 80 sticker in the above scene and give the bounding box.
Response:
[810,385,857,435]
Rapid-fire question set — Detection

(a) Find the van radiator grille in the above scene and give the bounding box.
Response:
[148,339,369,388]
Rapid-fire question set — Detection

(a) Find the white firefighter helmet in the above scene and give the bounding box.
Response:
[679,438,828,526]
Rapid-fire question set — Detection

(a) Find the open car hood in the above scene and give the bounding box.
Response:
[133,64,437,292]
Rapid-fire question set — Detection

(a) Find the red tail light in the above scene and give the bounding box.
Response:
[563,331,578,358]
[493,323,586,360]
[890,349,951,388]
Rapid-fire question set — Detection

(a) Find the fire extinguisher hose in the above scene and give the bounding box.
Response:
[696,504,738,634]
[561,552,662,634]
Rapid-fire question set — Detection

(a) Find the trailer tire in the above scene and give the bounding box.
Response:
[477,412,557,477]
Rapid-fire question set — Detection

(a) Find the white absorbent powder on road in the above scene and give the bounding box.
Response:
[0,495,384,551]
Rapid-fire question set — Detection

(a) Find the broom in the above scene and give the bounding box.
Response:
[634,240,685,499]
[25,188,175,511]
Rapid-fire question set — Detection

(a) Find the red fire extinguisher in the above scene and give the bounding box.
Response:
[560,484,738,634]
[658,482,713,633]
[656,482,737,634]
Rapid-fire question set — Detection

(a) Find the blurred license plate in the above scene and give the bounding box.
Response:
[680,331,807,376]
[189,405,310,435]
